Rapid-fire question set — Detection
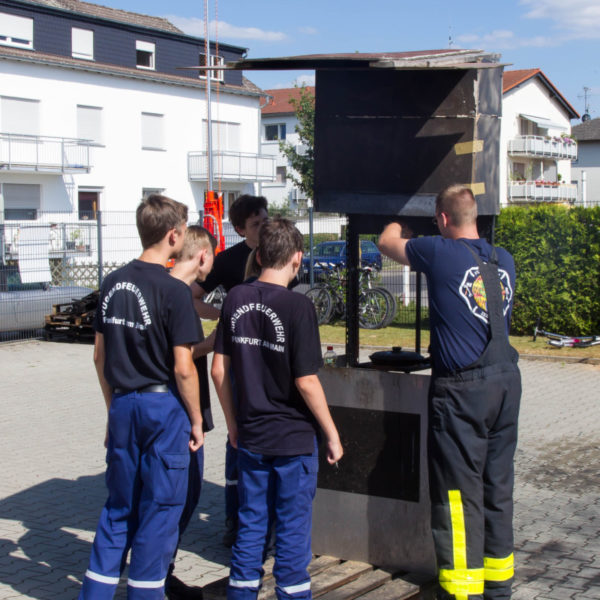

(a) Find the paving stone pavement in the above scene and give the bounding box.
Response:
[0,341,598,599]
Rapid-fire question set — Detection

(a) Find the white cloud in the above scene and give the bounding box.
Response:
[299,26,318,35]
[521,0,600,38]
[164,15,287,42]
[456,29,557,50]
[270,74,316,89]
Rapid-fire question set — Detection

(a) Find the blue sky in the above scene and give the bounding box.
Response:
[109,0,599,121]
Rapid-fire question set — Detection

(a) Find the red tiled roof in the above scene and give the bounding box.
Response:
[262,87,315,115]
[503,68,579,119]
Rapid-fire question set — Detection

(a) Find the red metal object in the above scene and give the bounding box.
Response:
[204,190,225,253]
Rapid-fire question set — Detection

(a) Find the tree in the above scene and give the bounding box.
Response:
[279,85,315,201]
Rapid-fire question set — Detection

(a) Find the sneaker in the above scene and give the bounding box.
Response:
[165,573,203,600]
[222,517,238,548]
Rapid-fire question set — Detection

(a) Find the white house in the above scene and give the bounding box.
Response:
[260,86,313,209]
[0,0,274,265]
[501,69,579,206]
[571,117,600,207]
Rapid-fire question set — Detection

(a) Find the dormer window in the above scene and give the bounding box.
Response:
[198,53,224,82]
[136,40,155,70]
[72,27,94,60]
[0,12,33,49]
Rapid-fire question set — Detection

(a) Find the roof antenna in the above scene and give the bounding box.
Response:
[448,25,454,48]
[579,86,592,122]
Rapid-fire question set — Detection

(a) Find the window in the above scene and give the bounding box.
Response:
[1,96,39,135]
[198,53,224,82]
[3,183,40,220]
[136,40,155,70]
[265,123,286,141]
[203,119,240,152]
[141,112,164,150]
[0,12,33,49]
[276,166,286,184]
[72,27,93,60]
[77,105,102,144]
[142,187,165,199]
[78,190,99,220]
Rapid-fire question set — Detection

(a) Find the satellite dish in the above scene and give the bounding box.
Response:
[582,113,591,122]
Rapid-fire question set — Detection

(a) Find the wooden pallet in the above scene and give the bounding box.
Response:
[44,290,99,339]
[203,556,435,600]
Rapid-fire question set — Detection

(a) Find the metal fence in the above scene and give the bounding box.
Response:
[0,209,427,344]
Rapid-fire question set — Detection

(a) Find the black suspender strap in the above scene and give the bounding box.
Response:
[460,241,505,341]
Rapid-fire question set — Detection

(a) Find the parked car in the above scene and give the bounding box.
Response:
[0,266,93,333]
[301,240,382,281]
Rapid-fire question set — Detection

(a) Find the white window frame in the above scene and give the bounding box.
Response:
[77,105,103,144]
[72,27,94,60]
[136,40,155,70]
[264,123,286,141]
[0,12,33,49]
[276,166,287,185]
[203,119,240,152]
[199,53,224,82]
[1,95,40,136]
[141,112,165,151]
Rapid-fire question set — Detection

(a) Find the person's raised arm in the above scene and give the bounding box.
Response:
[378,222,412,266]
[295,374,343,464]
[192,329,216,359]
[191,281,221,320]
[211,352,238,448]
[173,344,204,451]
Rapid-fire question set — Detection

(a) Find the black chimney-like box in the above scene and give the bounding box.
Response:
[314,65,503,222]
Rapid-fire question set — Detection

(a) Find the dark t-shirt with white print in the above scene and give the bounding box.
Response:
[214,280,323,456]
[94,259,200,391]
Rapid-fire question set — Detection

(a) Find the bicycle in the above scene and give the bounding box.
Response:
[305,263,395,329]
[204,285,226,311]
[533,319,600,348]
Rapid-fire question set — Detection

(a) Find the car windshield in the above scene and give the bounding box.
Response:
[317,243,344,257]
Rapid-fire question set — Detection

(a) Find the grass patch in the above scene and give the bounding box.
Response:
[202,319,600,359]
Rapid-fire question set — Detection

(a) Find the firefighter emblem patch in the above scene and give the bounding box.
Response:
[459,267,513,324]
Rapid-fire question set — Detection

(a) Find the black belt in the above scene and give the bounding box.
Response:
[113,384,170,394]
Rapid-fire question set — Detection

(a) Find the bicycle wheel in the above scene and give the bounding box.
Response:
[358,288,389,329]
[374,286,397,327]
[205,285,226,311]
[305,285,334,325]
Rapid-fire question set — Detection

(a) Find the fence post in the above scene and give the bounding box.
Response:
[307,199,314,287]
[97,210,103,288]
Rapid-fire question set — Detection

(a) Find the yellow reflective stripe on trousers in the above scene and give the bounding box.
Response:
[439,569,484,598]
[484,553,514,582]
[439,490,484,599]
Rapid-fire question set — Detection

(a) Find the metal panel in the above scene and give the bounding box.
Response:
[313,367,435,573]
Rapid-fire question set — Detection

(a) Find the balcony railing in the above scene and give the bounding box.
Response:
[508,135,577,160]
[0,133,92,173]
[508,181,578,203]
[188,151,276,182]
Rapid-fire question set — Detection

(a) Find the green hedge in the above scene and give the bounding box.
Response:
[496,205,600,336]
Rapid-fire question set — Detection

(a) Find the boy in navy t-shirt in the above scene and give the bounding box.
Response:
[212,218,343,600]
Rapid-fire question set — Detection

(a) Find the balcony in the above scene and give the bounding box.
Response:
[508,181,578,203]
[0,134,92,174]
[188,151,276,182]
[508,135,577,161]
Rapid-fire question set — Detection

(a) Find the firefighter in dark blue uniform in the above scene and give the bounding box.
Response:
[379,184,521,600]
[79,195,204,600]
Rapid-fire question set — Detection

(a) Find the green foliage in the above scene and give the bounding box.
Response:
[279,85,315,199]
[496,205,600,336]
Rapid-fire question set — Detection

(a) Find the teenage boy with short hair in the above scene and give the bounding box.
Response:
[193,194,268,546]
[212,217,344,600]
[167,225,217,599]
[79,194,203,600]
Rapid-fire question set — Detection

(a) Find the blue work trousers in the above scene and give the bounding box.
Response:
[79,390,191,600]
[228,442,318,600]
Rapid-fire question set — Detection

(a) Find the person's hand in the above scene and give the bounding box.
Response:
[227,424,239,449]
[326,435,344,465]
[189,424,205,452]
[205,329,216,352]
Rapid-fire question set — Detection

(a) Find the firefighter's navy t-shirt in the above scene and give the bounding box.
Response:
[94,259,200,391]
[202,241,252,293]
[214,280,323,456]
[406,236,516,374]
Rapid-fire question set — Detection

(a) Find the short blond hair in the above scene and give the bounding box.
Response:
[180,225,216,261]
[436,185,477,227]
